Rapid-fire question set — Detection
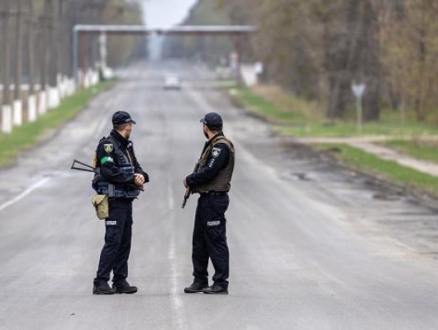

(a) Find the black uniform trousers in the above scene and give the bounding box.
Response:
[94,198,133,284]
[192,193,230,288]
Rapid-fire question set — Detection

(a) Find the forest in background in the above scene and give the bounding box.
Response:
[163,0,438,123]
[0,0,145,107]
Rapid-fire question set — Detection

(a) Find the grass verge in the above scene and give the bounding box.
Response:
[233,87,313,124]
[0,80,116,168]
[231,86,438,137]
[316,143,438,197]
[381,140,438,163]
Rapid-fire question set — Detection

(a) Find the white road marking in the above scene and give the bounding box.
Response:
[168,178,175,210]
[169,232,187,330]
[0,177,51,213]
[167,174,187,330]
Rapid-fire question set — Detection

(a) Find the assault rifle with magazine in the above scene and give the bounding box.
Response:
[70,159,143,197]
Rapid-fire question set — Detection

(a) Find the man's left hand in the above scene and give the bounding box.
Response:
[134,173,145,186]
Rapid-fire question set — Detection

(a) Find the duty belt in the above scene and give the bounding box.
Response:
[200,191,228,196]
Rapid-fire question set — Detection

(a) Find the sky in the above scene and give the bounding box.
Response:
[142,0,199,27]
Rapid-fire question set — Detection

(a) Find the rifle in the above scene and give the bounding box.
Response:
[71,159,97,173]
[182,141,212,209]
[182,161,200,209]
[70,159,144,193]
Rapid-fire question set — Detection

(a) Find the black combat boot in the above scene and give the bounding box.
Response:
[184,282,208,293]
[202,283,228,294]
[93,281,116,295]
[112,279,138,294]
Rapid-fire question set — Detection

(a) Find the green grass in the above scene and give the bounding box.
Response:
[316,143,438,196]
[382,140,438,163]
[233,87,438,137]
[0,80,116,167]
[274,119,438,137]
[235,88,309,123]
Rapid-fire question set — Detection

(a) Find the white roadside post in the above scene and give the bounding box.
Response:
[254,61,263,84]
[38,89,47,115]
[28,95,37,122]
[1,105,13,134]
[351,83,366,135]
[13,99,22,126]
[99,32,107,79]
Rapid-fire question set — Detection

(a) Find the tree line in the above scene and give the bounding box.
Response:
[0,0,144,109]
[165,0,438,123]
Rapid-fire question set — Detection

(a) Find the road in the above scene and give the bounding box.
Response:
[1,62,438,330]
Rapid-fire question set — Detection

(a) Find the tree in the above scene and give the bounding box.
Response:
[0,0,145,119]
[14,0,24,103]
[2,0,12,107]
[380,0,438,121]
[27,0,36,96]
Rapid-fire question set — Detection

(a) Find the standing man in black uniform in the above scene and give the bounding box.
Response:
[183,112,235,294]
[92,111,149,295]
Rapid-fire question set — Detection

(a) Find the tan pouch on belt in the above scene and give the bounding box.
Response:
[91,194,109,220]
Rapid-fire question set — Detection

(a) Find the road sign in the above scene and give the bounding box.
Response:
[351,83,366,134]
[254,62,263,75]
[352,83,366,98]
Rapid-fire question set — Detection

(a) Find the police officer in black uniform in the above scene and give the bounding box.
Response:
[183,112,235,294]
[92,111,149,295]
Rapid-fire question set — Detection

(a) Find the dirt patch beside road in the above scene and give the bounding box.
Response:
[293,136,438,177]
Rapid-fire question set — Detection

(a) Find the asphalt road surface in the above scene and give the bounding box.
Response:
[1,62,438,330]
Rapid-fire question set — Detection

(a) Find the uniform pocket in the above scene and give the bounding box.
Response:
[206,220,226,242]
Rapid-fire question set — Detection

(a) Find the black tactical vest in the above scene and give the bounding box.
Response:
[194,135,235,193]
[93,135,140,199]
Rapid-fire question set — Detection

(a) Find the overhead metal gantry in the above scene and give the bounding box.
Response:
[72,25,257,85]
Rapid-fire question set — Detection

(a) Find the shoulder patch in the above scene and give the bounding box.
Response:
[101,156,114,164]
[104,144,113,153]
[212,147,221,158]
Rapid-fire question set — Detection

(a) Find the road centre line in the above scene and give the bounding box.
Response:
[169,230,187,330]
[0,177,51,214]
[167,173,187,330]
[168,177,175,210]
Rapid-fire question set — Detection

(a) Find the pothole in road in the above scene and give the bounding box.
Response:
[372,192,402,201]
[293,172,312,181]
[345,174,404,202]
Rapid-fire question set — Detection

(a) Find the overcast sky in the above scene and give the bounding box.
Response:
[142,0,198,27]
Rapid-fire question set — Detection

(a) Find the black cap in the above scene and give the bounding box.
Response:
[112,111,136,125]
[200,112,223,130]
